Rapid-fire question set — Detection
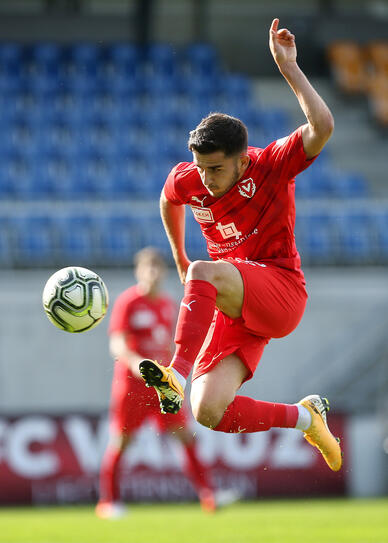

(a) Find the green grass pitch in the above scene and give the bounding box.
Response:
[0,498,387,543]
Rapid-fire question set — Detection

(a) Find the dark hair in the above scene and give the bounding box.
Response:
[134,247,165,269]
[188,112,248,156]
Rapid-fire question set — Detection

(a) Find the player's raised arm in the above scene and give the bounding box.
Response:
[160,189,191,284]
[269,18,334,158]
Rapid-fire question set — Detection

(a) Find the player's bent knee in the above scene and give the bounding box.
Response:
[186,260,215,283]
[191,399,225,429]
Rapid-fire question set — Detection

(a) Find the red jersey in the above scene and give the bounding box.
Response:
[108,285,176,365]
[164,127,317,277]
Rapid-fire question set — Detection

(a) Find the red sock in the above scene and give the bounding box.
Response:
[214,396,298,433]
[99,446,122,502]
[171,280,217,379]
[182,441,213,495]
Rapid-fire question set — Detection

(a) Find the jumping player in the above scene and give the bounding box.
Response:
[96,248,237,518]
[139,19,342,472]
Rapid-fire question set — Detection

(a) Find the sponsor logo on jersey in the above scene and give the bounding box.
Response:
[180,300,196,311]
[238,178,256,198]
[191,206,214,223]
[216,221,242,240]
[191,195,207,207]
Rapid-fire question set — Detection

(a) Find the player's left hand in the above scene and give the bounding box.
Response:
[269,18,297,67]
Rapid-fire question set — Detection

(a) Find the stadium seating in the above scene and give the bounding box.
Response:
[327,39,388,126]
[0,40,382,267]
[327,41,367,94]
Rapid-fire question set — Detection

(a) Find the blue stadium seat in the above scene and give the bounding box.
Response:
[334,211,373,261]
[330,172,368,199]
[145,43,176,76]
[0,42,23,75]
[141,73,176,97]
[85,93,124,125]
[296,168,332,199]
[96,214,138,263]
[66,43,101,76]
[372,211,388,257]
[183,43,219,77]
[115,157,160,196]
[38,123,82,158]
[107,43,141,73]
[48,93,91,127]
[77,155,119,198]
[131,212,171,255]
[56,213,96,262]
[61,72,100,96]
[24,72,59,95]
[295,213,335,261]
[178,72,218,98]
[0,73,22,93]
[218,74,252,101]
[251,108,291,140]
[12,215,56,264]
[30,42,63,75]
[185,215,208,259]
[107,72,141,97]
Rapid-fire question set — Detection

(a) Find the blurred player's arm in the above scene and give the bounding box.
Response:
[269,18,334,159]
[160,188,191,284]
[109,332,143,378]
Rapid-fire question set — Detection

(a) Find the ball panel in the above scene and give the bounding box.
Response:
[55,306,95,333]
[62,283,86,308]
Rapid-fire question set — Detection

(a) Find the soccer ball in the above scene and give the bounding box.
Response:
[42,266,109,333]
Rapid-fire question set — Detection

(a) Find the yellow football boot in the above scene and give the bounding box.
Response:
[299,394,342,472]
[139,359,184,414]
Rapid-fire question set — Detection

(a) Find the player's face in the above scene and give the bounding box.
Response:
[192,150,248,198]
[136,257,165,294]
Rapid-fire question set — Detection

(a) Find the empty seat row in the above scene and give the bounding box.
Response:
[0,42,221,77]
[0,154,367,200]
[0,207,387,267]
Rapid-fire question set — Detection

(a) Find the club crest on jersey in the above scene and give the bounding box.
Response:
[216,221,242,240]
[191,206,214,223]
[238,178,256,199]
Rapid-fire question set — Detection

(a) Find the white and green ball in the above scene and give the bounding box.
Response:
[42,266,109,333]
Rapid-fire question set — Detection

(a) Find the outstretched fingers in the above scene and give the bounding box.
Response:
[270,18,294,42]
[270,18,279,34]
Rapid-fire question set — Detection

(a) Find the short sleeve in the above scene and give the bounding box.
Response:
[108,292,133,335]
[163,164,186,205]
[263,126,318,181]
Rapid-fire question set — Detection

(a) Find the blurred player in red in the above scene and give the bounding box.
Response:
[96,247,236,519]
[139,19,342,472]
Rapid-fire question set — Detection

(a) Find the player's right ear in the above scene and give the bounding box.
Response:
[239,153,250,171]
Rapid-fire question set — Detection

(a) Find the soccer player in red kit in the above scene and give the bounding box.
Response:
[96,248,233,519]
[139,19,342,472]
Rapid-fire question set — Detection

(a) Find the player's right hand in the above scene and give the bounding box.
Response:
[269,18,297,67]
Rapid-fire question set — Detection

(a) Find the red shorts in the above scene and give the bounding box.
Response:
[109,361,189,435]
[192,259,308,383]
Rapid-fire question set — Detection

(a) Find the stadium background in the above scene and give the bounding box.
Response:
[0,0,387,506]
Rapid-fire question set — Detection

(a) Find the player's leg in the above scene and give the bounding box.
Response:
[191,354,342,471]
[163,411,238,512]
[173,259,244,373]
[167,422,216,512]
[96,432,132,519]
[97,372,150,517]
[139,260,243,413]
[190,353,299,430]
